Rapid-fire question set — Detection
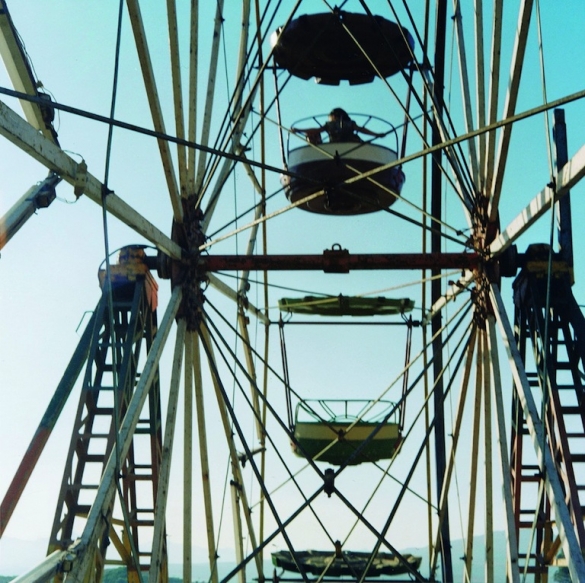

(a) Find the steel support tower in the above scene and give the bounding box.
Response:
[48,250,166,581]
[511,248,585,579]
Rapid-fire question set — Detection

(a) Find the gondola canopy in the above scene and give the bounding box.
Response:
[271,11,415,85]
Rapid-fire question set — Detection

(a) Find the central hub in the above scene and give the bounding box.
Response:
[158,199,207,331]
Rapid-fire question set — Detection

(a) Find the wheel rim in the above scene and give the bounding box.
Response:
[1,2,585,581]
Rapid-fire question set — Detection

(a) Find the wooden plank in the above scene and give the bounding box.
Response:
[0,99,182,259]
[0,3,56,142]
[489,143,585,256]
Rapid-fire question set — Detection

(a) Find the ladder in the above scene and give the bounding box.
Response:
[48,272,166,581]
[511,256,585,579]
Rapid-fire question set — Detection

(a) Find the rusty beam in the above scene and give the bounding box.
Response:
[197,252,479,272]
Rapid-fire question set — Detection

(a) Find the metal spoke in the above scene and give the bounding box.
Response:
[453,0,480,189]
[488,0,533,221]
[486,314,520,583]
[484,0,503,195]
[166,0,188,196]
[149,320,186,582]
[474,0,487,193]
[0,173,61,251]
[194,0,225,196]
[192,329,219,583]
[126,0,183,221]
[0,4,58,143]
[2,4,585,581]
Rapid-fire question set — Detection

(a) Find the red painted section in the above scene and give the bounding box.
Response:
[0,427,51,536]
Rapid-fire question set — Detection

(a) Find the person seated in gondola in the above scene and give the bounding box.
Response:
[293,108,384,144]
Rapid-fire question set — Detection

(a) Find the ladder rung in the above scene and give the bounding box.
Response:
[66,484,99,491]
[129,520,155,527]
[135,508,155,514]
[125,474,154,481]
[557,406,582,414]
[79,454,105,463]
[555,362,572,370]
[93,407,114,415]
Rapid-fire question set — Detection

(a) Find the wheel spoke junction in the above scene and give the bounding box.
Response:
[1,2,585,582]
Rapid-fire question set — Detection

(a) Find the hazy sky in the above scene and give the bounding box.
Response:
[1,0,585,576]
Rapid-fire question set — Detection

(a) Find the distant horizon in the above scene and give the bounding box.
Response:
[1,531,513,581]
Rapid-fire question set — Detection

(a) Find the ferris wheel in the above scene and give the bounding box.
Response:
[1,1,585,582]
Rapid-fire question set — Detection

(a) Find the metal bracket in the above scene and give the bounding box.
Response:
[73,160,88,198]
[323,243,350,273]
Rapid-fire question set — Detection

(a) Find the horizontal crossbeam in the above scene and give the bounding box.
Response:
[198,252,480,272]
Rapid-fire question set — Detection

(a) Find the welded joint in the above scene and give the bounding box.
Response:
[323,468,335,497]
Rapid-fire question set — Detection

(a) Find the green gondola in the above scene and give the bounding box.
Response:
[278,295,414,317]
[292,399,401,465]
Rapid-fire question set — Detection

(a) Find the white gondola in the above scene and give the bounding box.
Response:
[282,114,405,215]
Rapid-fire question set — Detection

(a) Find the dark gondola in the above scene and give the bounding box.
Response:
[271,12,415,85]
[272,549,422,577]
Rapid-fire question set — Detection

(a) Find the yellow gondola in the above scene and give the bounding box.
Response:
[291,399,401,465]
[279,295,414,317]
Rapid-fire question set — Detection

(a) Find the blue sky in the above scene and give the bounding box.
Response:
[1,0,585,576]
